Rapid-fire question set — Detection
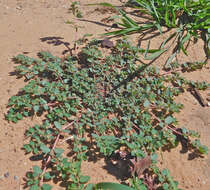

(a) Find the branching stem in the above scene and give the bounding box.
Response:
[40,121,74,186]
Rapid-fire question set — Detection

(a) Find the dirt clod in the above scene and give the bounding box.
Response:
[101,38,114,48]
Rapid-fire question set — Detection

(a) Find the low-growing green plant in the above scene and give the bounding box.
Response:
[6,38,209,189]
[69,1,83,18]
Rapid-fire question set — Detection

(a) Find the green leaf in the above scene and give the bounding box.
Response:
[24,144,32,153]
[160,32,177,49]
[33,166,42,177]
[163,183,169,190]
[86,2,115,9]
[85,184,94,190]
[54,121,62,130]
[151,153,158,163]
[30,185,39,190]
[162,169,169,176]
[43,105,49,110]
[96,182,134,190]
[151,0,159,21]
[54,148,64,156]
[180,32,191,46]
[155,23,162,33]
[164,52,177,69]
[33,105,39,113]
[40,144,50,154]
[103,27,139,36]
[80,175,90,183]
[16,113,23,120]
[144,49,167,60]
[143,99,150,108]
[144,40,151,58]
[198,145,208,154]
[41,184,52,190]
[44,172,52,180]
[119,9,138,27]
[138,184,147,190]
[165,6,170,26]
[165,116,174,125]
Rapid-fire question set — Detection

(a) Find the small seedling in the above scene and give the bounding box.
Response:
[69,1,83,18]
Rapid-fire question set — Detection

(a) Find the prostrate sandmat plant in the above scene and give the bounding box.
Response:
[6,37,209,190]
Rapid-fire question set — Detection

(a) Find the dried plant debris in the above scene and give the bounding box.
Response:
[110,150,153,179]
[130,156,152,178]
[143,173,158,190]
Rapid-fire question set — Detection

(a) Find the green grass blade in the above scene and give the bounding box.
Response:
[151,0,160,21]
[179,32,191,55]
[119,10,138,27]
[180,44,188,55]
[103,22,153,36]
[181,32,191,45]
[144,40,151,58]
[139,48,164,53]
[96,182,135,190]
[165,6,170,26]
[164,52,177,69]
[144,49,167,60]
[160,32,177,49]
[85,2,115,8]
[103,27,140,36]
[171,9,177,27]
[155,22,162,33]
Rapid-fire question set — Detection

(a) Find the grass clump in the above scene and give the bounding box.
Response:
[99,0,209,67]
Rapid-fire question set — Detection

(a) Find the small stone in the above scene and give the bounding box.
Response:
[62,5,68,9]
[14,175,18,180]
[16,6,22,10]
[111,23,118,28]
[4,172,9,178]
[101,38,114,48]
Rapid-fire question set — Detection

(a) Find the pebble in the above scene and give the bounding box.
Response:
[14,175,18,180]
[4,172,9,178]
[202,180,206,184]
[16,6,22,10]
[101,38,114,48]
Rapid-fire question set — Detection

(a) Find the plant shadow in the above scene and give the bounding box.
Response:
[40,36,74,56]
[102,154,132,181]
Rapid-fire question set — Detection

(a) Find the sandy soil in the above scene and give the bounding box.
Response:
[0,0,209,189]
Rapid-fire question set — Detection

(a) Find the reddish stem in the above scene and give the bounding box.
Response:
[150,112,183,136]
[159,68,182,76]
[39,121,74,185]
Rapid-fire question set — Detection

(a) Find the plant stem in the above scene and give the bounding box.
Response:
[40,121,74,186]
